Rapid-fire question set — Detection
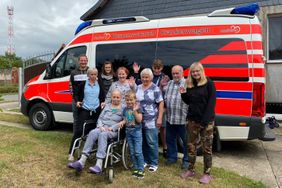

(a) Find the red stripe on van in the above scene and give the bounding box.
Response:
[252,24,262,34]
[219,41,262,51]
[70,24,262,45]
[214,82,252,91]
[248,55,264,64]
[48,81,72,103]
[71,34,92,45]
[183,68,249,77]
[205,68,248,77]
[216,99,251,116]
[158,24,260,38]
[250,68,265,77]
[201,54,248,64]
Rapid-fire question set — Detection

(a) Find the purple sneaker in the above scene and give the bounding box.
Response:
[180,170,195,179]
[199,174,212,184]
[89,165,102,174]
[68,161,83,172]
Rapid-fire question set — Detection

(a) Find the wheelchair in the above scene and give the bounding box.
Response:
[70,119,132,183]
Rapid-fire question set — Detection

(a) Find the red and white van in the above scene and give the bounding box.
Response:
[21,4,266,144]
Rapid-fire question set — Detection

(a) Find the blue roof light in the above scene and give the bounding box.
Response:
[231,3,260,16]
[75,20,92,35]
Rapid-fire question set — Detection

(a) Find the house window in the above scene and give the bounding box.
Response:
[268,15,282,61]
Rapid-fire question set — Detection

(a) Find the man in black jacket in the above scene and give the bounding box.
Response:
[68,54,89,161]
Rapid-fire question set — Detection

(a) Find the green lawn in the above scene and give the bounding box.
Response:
[0,125,266,188]
[0,113,29,124]
[0,84,18,94]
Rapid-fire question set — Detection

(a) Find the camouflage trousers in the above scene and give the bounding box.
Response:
[187,120,214,174]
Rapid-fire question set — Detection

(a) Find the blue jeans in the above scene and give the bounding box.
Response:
[166,122,188,165]
[126,127,144,171]
[142,128,158,166]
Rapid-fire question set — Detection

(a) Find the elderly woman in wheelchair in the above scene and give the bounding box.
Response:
[68,89,125,174]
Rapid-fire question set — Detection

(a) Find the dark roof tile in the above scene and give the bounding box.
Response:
[81,0,281,21]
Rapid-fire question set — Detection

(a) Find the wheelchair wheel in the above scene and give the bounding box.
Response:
[108,168,114,183]
[122,139,132,170]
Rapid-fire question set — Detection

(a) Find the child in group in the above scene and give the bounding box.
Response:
[123,90,145,179]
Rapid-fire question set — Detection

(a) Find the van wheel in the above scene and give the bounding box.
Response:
[29,103,53,130]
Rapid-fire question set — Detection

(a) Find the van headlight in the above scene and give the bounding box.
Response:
[22,85,29,93]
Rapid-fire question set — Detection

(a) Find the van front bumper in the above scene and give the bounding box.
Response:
[20,94,29,116]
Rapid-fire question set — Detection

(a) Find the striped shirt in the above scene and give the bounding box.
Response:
[164,78,188,125]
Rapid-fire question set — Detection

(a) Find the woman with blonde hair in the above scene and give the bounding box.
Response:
[179,62,216,184]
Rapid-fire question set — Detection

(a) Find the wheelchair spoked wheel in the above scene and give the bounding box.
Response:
[108,168,114,183]
[122,139,132,170]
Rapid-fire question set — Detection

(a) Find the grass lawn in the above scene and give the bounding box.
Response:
[0,113,29,124]
[0,125,266,188]
[7,108,20,113]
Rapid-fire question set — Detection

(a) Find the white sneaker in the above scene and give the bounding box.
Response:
[144,163,148,168]
[148,165,158,172]
[68,155,74,162]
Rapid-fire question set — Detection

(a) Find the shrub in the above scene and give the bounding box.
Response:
[0,84,18,94]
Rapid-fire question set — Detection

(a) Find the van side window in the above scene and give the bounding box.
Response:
[49,46,87,79]
[96,42,157,74]
[156,39,248,81]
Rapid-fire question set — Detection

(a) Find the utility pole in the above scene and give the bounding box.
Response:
[7,5,15,55]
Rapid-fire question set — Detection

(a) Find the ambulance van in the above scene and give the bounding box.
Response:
[21,4,266,144]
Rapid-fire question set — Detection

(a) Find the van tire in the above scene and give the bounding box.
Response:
[29,103,53,130]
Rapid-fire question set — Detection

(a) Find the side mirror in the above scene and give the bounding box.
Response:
[45,63,52,79]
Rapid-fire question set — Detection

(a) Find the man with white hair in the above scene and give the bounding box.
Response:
[164,65,189,169]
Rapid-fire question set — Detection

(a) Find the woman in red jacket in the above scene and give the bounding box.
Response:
[179,62,216,184]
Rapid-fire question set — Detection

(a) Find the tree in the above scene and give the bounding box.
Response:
[0,53,23,68]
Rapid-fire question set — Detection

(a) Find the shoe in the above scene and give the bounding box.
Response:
[163,149,167,158]
[68,155,74,162]
[199,174,212,184]
[89,165,102,174]
[180,170,195,179]
[132,170,139,178]
[68,161,83,172]
[137,170,145,179]
[144,163,149,168]
[148,165,158,172]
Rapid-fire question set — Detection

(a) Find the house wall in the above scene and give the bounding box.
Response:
[259,5,282,104]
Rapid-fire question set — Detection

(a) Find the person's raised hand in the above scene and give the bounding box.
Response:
[133,62,140,74]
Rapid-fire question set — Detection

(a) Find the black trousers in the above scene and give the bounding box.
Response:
[68,107,101,154]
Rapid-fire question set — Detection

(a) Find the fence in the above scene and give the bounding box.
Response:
[0,67,19,85]
[23,52,55,85]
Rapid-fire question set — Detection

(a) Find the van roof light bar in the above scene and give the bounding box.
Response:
[91,16,149,26]
[75,20,92,35]
[231,3,260,16]
[208,3,260,18]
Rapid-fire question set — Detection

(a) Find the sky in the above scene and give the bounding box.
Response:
[0,0,97,58]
